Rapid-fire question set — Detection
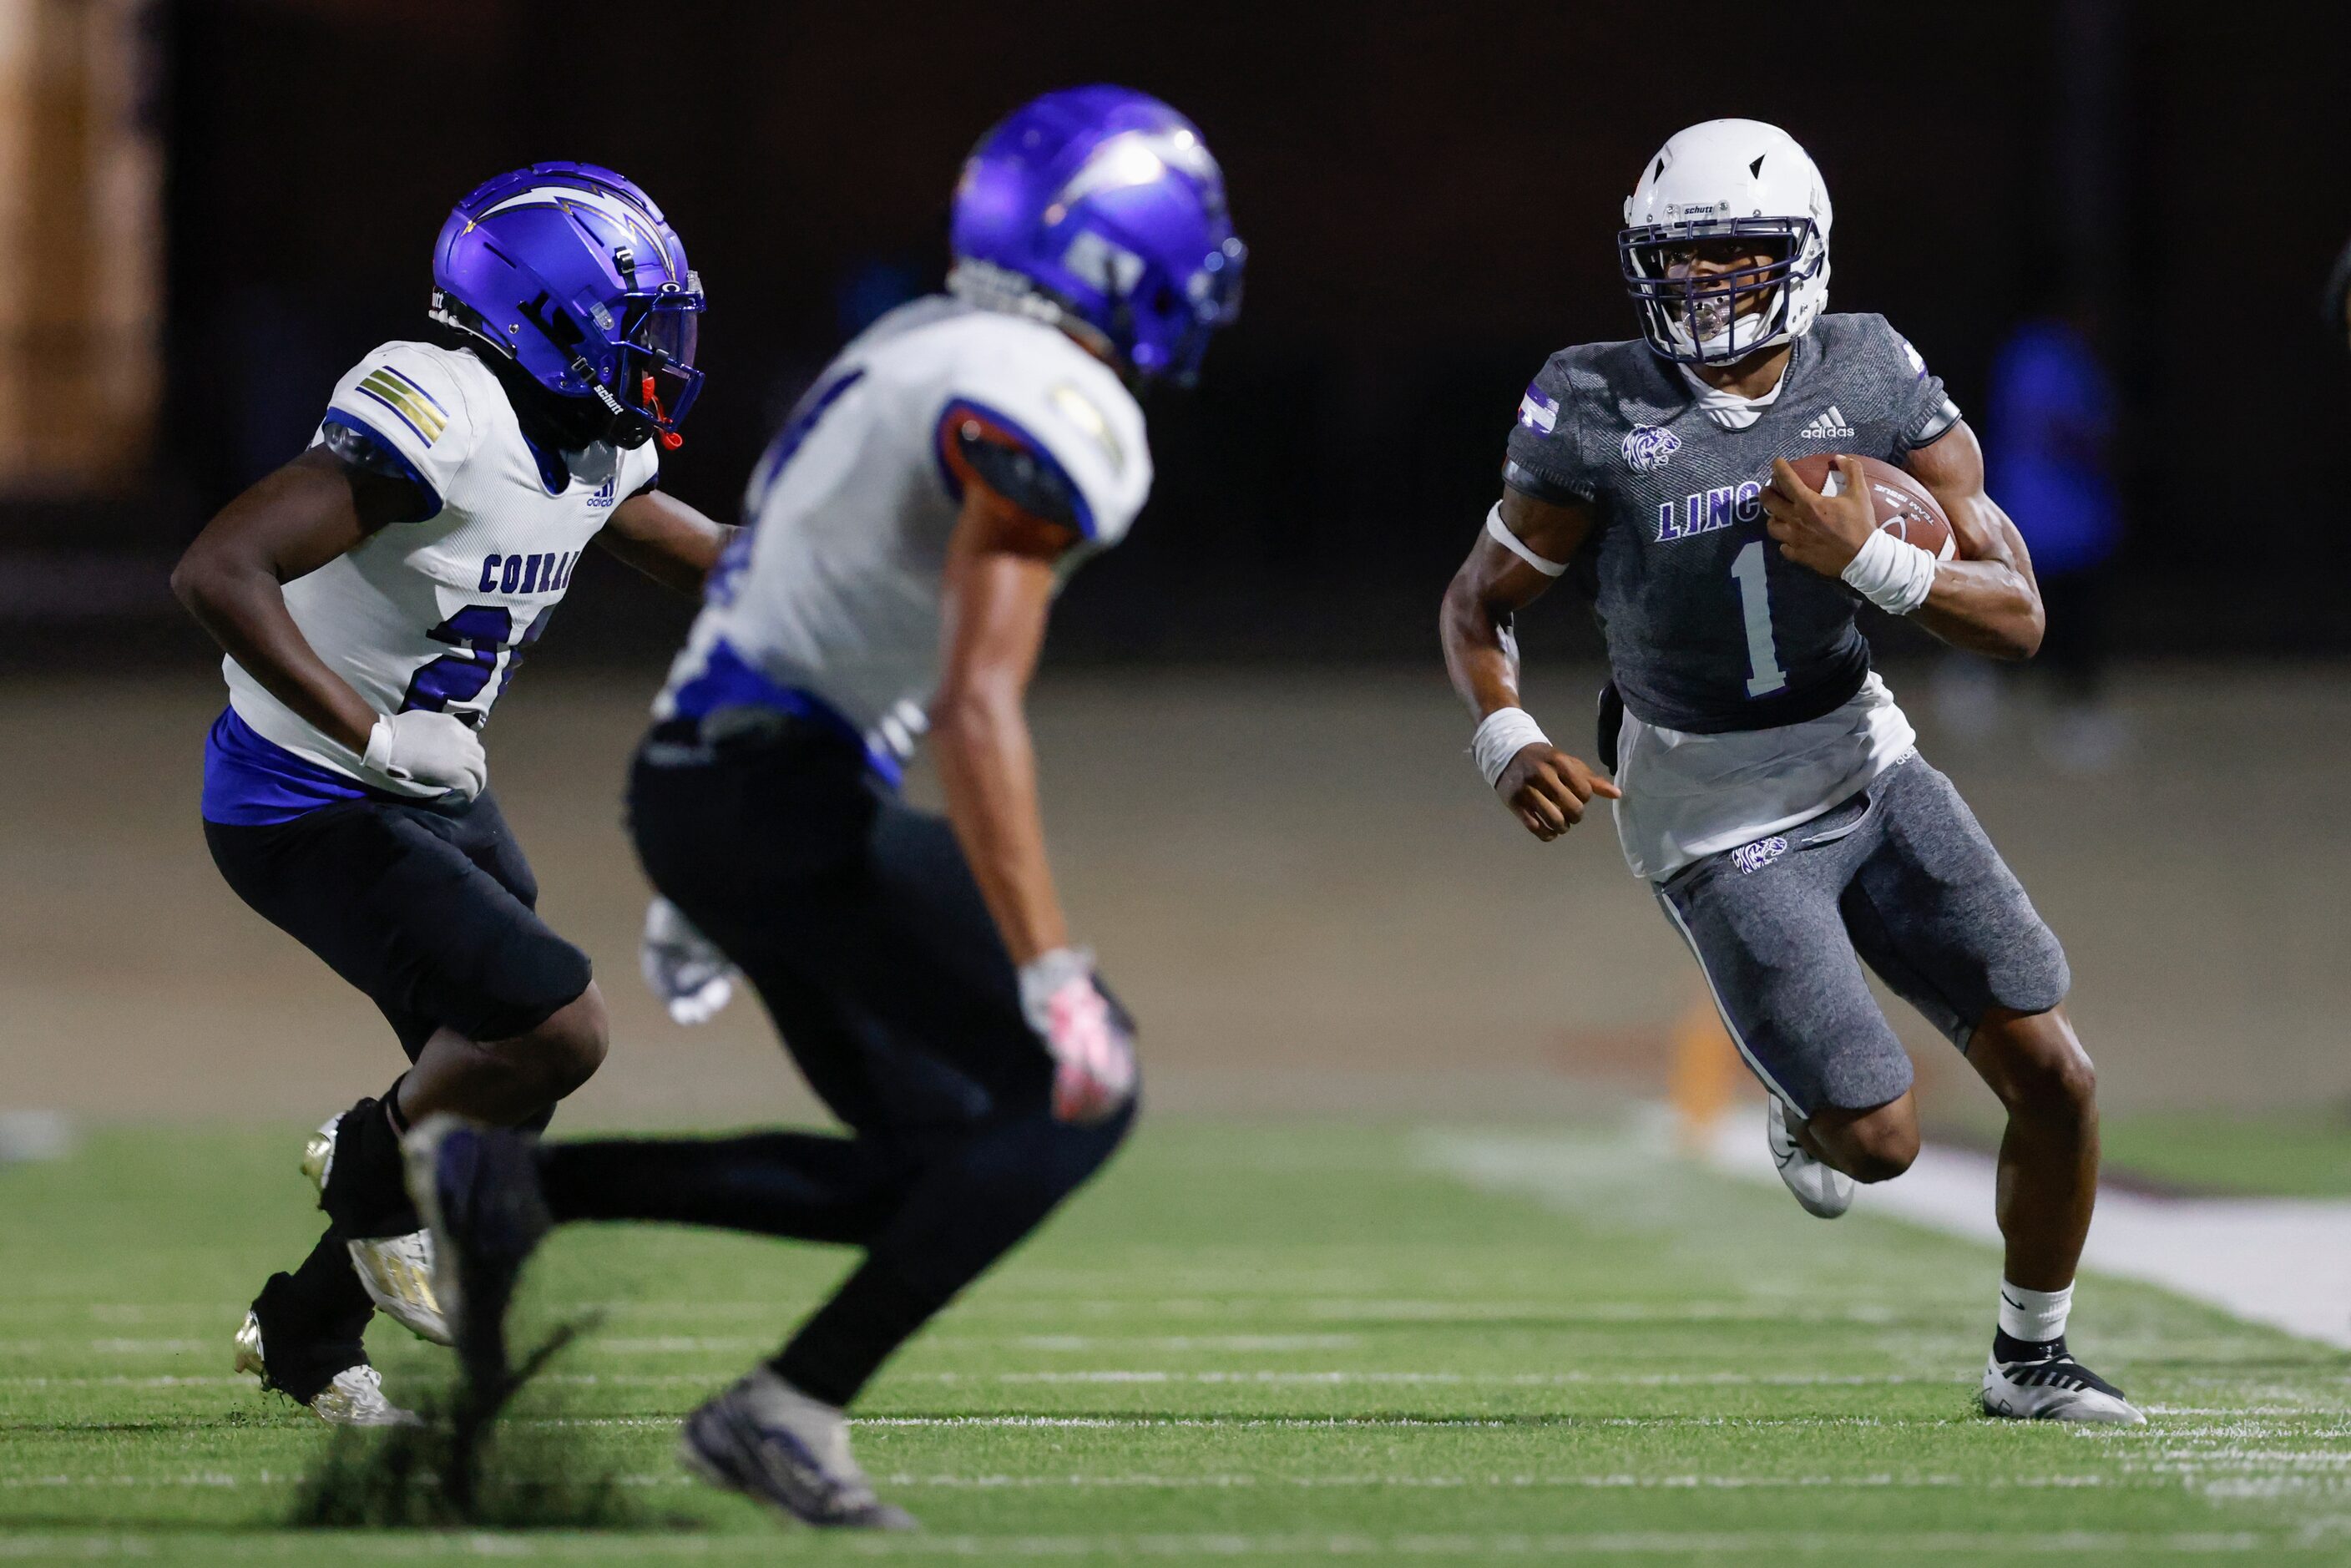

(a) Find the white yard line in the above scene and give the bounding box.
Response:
[1695,1115,2351,1351]
[0,1470,2117,1491]
[512,1414,1924,1432]
[0,1369,1968,1390]
[977,1370,1958,1386]
[0,1528,2329,1557]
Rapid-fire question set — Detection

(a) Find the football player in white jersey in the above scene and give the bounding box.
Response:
[172,164,730,1424]
[407,88,1244,1528]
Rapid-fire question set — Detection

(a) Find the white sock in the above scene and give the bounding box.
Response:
[1997,1279,2073,1345]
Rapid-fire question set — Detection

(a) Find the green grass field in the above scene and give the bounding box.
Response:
[3,1120,2348,1565]
[2097,1113,2351,1198]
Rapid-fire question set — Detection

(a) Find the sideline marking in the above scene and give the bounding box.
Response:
[1423,1123,2351,1353]
[1693,1117,2351,1352]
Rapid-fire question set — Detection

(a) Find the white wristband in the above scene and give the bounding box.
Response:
[361,716,397,774]
[1839,528,1938,615]
[1471,707,1550,788]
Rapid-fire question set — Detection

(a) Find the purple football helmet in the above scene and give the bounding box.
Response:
[948,86,1243,385]
[429,162,705,448]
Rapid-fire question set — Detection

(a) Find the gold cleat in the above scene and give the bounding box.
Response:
[305,1113,452,1344]
[234,1309,418,1427]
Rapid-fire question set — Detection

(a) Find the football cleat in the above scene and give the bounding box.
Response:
[1982,1338,2146,1424]
[679,1367,917,1530]
[1767,1095,1854,1219]
[305,1113,451,1344]
[233,1308,417,1427]
[403,1115,552,1400]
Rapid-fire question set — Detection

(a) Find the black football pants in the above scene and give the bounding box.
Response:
[534,716,1136,1407]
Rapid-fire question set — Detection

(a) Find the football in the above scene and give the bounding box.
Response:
[1786,453,1959,560]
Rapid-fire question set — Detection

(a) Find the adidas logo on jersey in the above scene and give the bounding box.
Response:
[1797,405,1856,440]
[586,474,618,509]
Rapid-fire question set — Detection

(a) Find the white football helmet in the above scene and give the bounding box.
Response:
[1620,119,1833,365]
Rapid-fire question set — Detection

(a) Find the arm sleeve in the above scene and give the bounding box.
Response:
[1500,353,1597,504]
[316,420,437,523]
[953,427,1083,529]
[1881,322,1964,455]
[317,344,482,519]
[936,357,1152,547]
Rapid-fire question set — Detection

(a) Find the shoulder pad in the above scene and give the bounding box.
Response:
[321,343,484,514]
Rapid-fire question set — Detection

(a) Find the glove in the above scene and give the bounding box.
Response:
[1018,947,1137,1125]
[362,711,487,801]
[640,897,737,1025]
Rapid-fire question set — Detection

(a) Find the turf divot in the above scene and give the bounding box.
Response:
[287,1319,649,1530]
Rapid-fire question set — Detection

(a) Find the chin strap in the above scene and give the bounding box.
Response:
[643,376,684,449]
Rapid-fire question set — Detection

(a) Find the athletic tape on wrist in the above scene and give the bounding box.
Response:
[1471,707,1550,788]
[1839,527,1938,615]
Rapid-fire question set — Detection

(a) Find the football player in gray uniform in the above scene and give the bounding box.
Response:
[1439,119,2140,1424]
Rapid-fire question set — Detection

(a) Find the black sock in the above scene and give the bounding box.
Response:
[270,1229,376,1336]
[772,1257,948,1409]
[536,1132,908,1243]
[250,1233,373,1404]
[381,1076,412,1137]
[321,1087,420,1237]
[1994,1328,2067,1363]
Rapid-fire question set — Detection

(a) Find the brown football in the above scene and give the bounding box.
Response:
[1785,453,1958,560]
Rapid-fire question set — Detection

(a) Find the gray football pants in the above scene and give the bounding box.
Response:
[1656,754,2070,1117]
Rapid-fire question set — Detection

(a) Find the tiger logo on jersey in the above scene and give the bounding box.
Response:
[1620,424,1680,475]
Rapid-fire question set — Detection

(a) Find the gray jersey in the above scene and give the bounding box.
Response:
[1503,313,1959,735]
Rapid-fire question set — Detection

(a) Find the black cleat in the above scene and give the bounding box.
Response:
[402,1115,551,1406]
[679,1367,917,1530]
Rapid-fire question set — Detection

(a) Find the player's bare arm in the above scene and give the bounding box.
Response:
[1898,421,2045,658]
[1438,486,1620,841]
[1760,427,2044,660]
[598,488,734,595]
[171,447,422,753]
[930,472,1080,964]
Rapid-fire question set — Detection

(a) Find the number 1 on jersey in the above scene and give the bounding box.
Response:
[1731,541,1787,698]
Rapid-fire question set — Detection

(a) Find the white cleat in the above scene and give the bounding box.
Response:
[1767,1095,1853,1219]
[234,1309,419,1427]
[679,1366,918,1530]
[1982,1345,2146,1425]
[343,1229,449,1345]
[304,1114,451,1344]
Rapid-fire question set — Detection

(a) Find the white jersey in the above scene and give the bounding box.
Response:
[656,297,1150,772]
[222,340,658,796]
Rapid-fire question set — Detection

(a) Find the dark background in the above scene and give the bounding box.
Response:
[25,0,2351,664]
